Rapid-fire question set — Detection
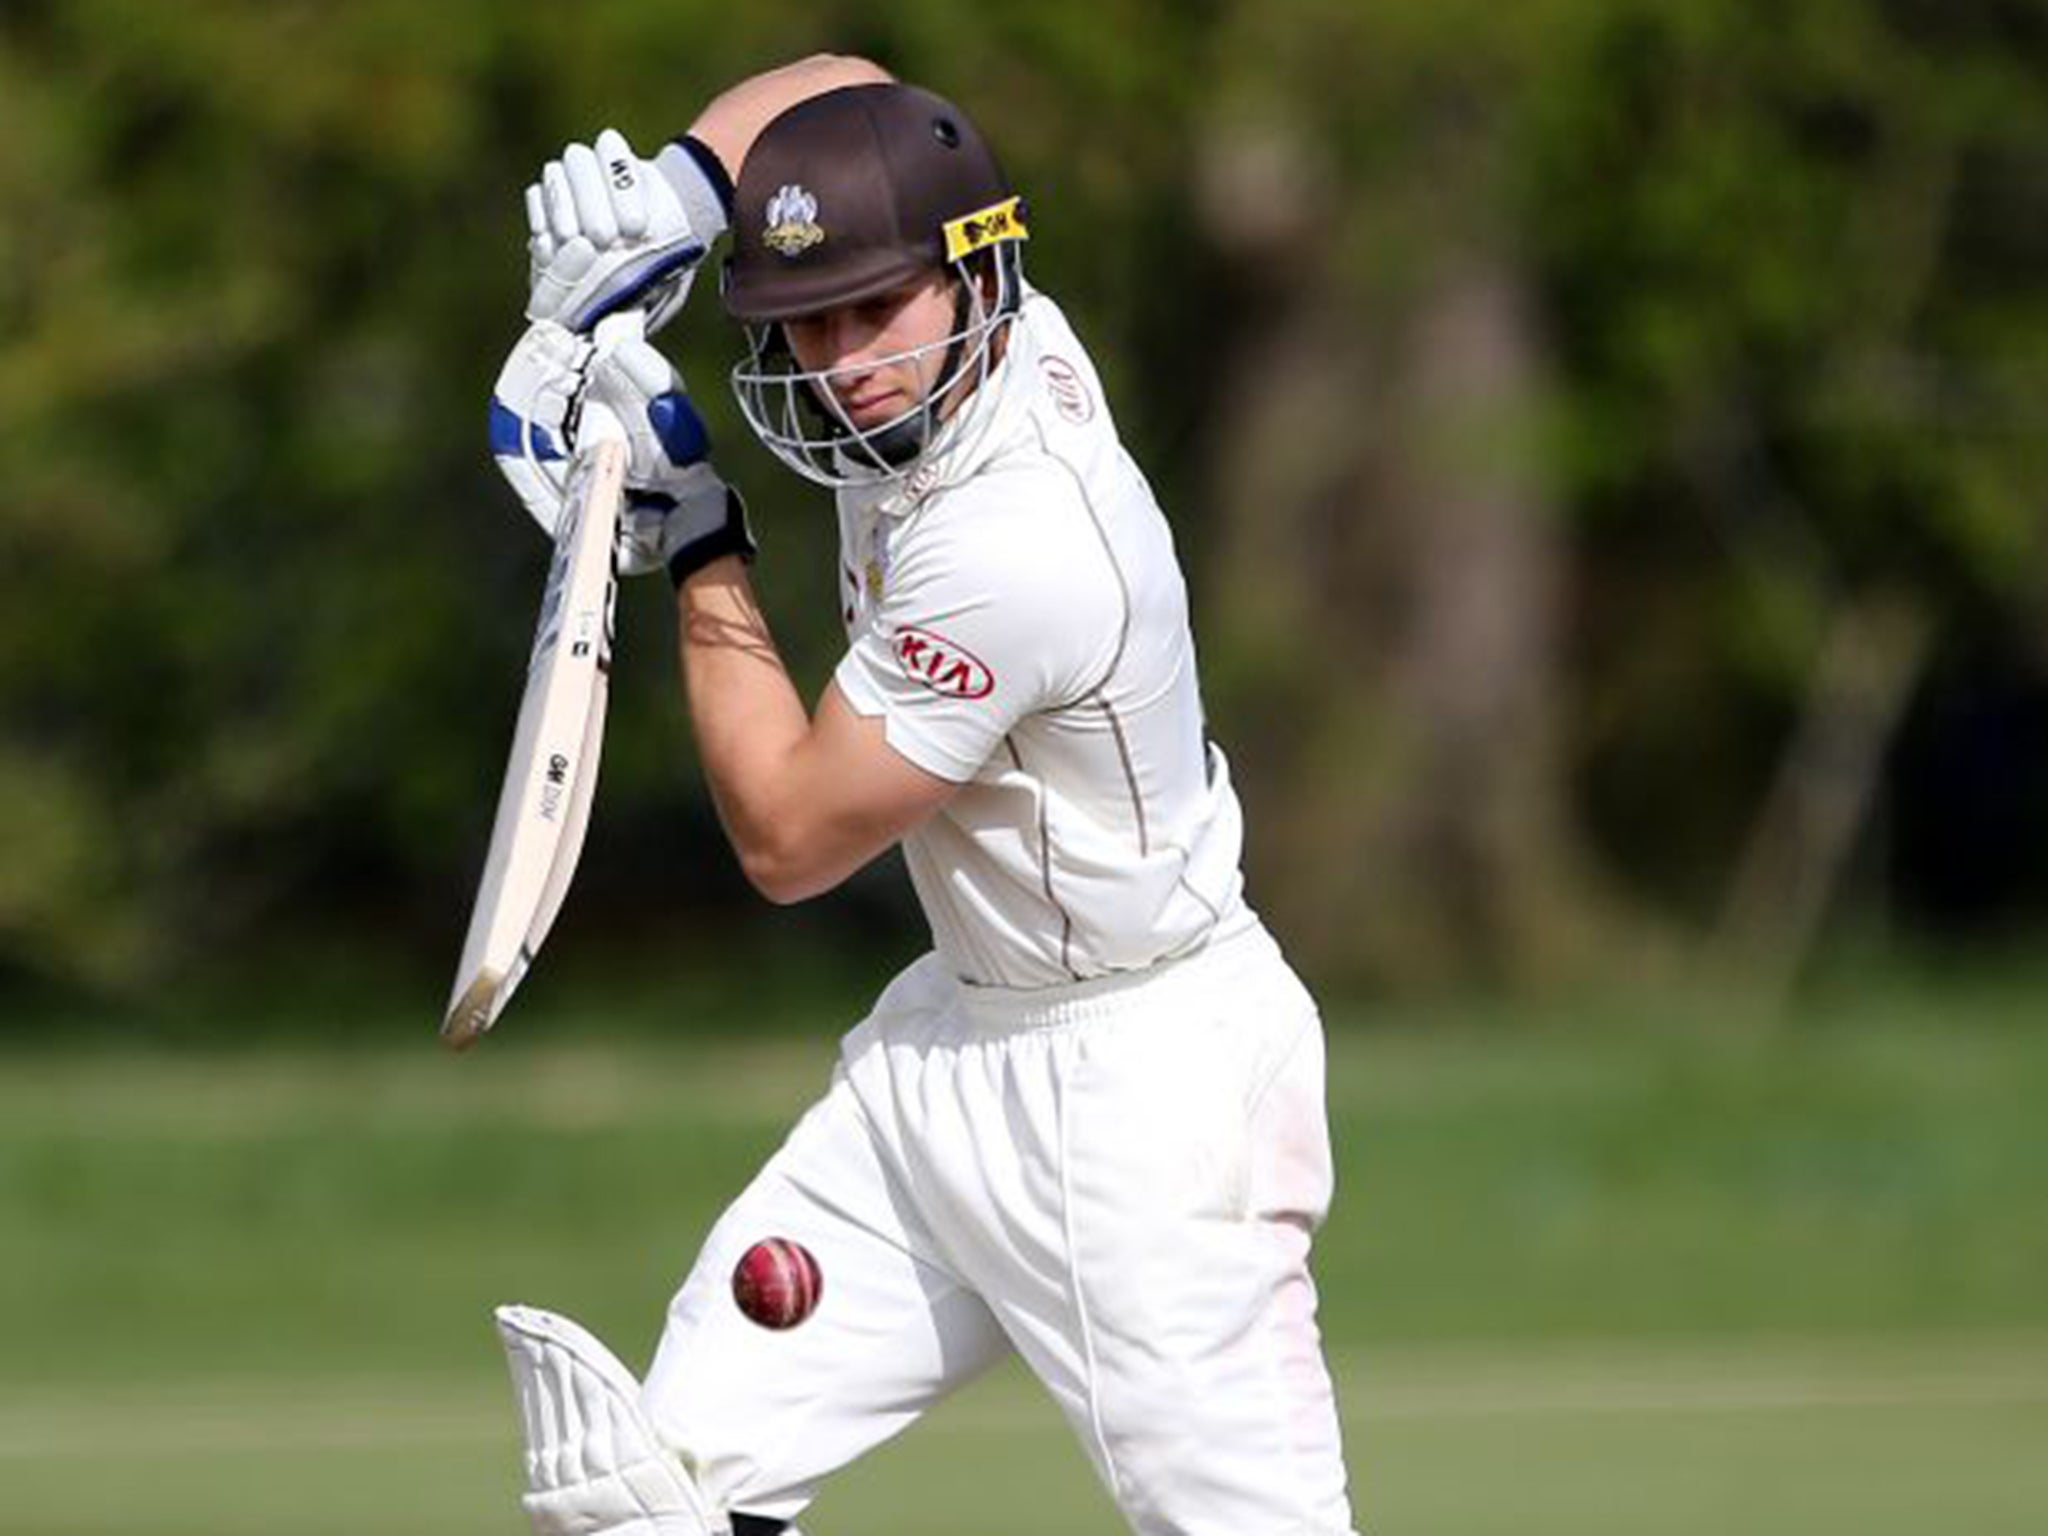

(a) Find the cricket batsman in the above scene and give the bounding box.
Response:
[487,54,1361,1536]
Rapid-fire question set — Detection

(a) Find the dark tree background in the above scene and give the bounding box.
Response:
[2,0,2044,1012]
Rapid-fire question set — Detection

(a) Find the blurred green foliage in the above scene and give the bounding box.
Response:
[1,1,2043,999]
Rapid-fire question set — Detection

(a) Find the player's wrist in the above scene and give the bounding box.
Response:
[665,488,757,589]
[659,135,735,230]
[675,548,757,606]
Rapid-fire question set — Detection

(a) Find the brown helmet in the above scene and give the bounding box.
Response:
[723,82,1028,324]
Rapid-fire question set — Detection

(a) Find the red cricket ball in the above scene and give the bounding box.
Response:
[731,1237,823,1330]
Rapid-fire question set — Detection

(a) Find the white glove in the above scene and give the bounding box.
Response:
[486,312,648,542]
[488,318,593,539]
[526,128,730,335]
[583,338,757,583]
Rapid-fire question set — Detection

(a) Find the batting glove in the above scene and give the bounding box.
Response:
[526,128,732,336]
[581,337,757,585]
[488,318,592,540]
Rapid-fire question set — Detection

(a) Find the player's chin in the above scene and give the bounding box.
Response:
[838,390,908,430]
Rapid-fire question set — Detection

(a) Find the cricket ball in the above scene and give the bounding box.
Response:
[731,1237,823,1330]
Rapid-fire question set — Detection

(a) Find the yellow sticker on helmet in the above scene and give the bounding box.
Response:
[942,197,1029,261]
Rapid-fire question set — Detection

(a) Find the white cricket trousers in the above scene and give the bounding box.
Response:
[643,922,1359,1536]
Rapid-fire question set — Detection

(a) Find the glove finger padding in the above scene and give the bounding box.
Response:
[490,319,595,539]
[562,141,623,248]
[523,129,728,335]
[581,339,751,582]
[583,338,705,484]
[595,128,651,240]
[601,339,683,414]
[494,1303,721,1536]
[541,160,583,247]
[526,183,555,265]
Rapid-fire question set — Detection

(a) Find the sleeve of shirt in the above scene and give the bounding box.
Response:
[833,484,1125,783]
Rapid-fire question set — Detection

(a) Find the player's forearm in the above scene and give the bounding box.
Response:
[674,559,852,903]
[675,559,808,886]
[686,54,894,181]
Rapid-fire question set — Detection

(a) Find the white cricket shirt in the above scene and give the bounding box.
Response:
[832,287,1254,987]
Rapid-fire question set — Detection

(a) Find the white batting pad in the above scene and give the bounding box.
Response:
[495,1304,721,1536]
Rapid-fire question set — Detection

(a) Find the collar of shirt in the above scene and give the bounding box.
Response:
[838,285,1045,522]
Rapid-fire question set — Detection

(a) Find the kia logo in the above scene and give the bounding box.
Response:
[894,626,996,699]
[1039,354,1094,425]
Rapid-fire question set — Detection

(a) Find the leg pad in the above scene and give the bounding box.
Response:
[496,1303,719,1536]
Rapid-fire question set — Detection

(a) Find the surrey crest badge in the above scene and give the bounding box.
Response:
[763,184,825,257]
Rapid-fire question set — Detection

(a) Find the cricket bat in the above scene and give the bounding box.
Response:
[442,316,639,1051]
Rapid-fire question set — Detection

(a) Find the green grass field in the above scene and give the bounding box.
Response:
[4,984,2046,1533]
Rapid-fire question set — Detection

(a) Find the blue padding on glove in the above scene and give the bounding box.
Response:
[572,240,707,331]
[647,391,711,466]
[489,397,563,461]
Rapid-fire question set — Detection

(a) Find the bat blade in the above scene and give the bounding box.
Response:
[442,436,626,1051]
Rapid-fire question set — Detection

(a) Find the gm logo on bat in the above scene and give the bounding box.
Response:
[894,627,995,699]
[540,752,570,821]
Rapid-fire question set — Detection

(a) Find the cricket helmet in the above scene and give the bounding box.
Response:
[722,82,1030,487]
